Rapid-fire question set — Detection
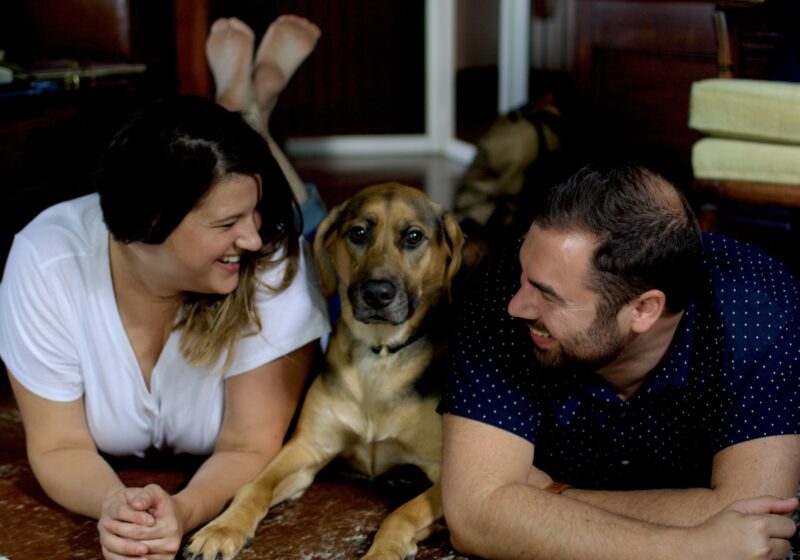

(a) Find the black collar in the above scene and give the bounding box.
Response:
[369,326,427,355]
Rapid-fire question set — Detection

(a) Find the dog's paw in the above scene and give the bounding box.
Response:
[361,542,416,560]
[183,523,252,560]
[360,552,410,560]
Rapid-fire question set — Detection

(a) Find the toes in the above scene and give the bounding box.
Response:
[209,18,229,33]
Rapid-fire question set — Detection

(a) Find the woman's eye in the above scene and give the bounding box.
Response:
[405,229,425,246]
[347,226,367,243]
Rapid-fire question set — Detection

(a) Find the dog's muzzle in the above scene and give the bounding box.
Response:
[350,278,414,324]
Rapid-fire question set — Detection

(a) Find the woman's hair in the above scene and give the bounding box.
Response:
[95,96,302,369]
[531,163,704,316]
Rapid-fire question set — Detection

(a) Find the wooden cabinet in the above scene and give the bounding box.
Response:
[0,83,165,272]
[574,0,718,188]
[0,0,178,272]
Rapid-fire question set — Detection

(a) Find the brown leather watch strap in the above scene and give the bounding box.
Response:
[544,482,572,494]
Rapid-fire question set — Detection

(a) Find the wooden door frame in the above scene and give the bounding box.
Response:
[174,0,530,164]
[285,0,530,165]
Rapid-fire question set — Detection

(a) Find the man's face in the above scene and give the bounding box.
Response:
[507,225,632,370]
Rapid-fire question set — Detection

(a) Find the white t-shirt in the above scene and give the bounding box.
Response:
[0,194,330,457]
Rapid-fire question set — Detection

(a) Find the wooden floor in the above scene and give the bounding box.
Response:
[0,387,469,559]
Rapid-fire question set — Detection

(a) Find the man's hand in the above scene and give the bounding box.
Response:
[98,484,184,560]
[688,496,798,560]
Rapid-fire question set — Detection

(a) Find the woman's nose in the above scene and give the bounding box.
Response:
[236,215,262,251]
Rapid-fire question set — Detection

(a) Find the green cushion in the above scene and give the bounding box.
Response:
[692,137,800,184]
[689,79,800,144]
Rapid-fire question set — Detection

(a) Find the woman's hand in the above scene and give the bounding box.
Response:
[98,484,184,560]
[98,486,154,559]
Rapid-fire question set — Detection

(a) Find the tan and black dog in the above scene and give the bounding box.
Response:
[185,182,465,560]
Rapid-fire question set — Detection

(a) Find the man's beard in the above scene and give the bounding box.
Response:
[531,310,632,371]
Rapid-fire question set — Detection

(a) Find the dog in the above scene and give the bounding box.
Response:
[184,182,465,559]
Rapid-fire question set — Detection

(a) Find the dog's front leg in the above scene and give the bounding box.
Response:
[184,438,336,560]
[361,482,443,560]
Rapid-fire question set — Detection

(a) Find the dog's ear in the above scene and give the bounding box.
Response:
[441,210,465,289]
[312,204,344,298]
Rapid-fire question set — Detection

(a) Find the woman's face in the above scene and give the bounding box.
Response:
[144,173,263,296]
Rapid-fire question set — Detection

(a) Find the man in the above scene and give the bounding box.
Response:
[439,164,800,559]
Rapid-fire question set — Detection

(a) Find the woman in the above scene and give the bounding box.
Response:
[0,93,330,558]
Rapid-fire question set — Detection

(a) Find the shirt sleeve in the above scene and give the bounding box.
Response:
[700,234,800,452]
[0,234,83,401]
[711,313,800,452]
[223,238,331,378]
[438,245,542,443]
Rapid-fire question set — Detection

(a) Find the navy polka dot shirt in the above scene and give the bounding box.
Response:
[439,232,800,490]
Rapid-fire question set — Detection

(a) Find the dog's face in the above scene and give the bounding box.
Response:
[314,182,464,346]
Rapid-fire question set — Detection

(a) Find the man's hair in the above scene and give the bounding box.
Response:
[531,163,704,315]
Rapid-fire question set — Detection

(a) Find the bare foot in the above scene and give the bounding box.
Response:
[206,17,255,112]
[252,15,321,117]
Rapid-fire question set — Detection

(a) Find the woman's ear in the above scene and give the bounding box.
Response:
[312,204,344,298]
[629,289,667,334]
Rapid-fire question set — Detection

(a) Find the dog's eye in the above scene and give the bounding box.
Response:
[347,226,367,244]
[405,229,425,246]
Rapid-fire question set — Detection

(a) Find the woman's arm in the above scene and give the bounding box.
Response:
[9,371,125,516]
[177,340,317,528]
[8,371,157,558]
[105,340,318,557]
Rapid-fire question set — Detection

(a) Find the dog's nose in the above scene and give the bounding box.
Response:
[361,279,397,309]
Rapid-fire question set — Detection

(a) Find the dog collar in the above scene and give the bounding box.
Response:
[369,328,427,356]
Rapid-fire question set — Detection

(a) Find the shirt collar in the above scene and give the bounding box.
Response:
[638,299,696,396]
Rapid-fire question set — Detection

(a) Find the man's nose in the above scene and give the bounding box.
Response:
[508,286,540,319]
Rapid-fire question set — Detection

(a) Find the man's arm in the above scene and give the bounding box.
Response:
[557,435,800,526]
[441,414,797,560]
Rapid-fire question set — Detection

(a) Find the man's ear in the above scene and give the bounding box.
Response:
[629,289,667,334]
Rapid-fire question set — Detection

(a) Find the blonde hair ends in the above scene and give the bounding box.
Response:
[175,250,299,372]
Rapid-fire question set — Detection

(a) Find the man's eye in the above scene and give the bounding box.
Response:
[405,229,425,246]
[347,226,367,243]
